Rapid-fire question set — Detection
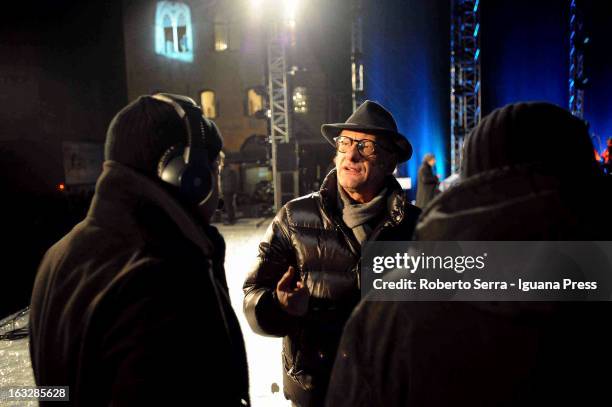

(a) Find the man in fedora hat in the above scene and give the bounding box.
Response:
[243,100,421,406]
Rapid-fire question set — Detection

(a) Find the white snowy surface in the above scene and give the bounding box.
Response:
[216,218,290,407]
[0,310,37,406]
[0,218,289,406]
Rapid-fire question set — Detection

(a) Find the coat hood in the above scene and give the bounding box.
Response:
[88,160,215,256]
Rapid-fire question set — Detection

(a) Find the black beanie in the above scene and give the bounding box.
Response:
[461,102,599,179]
[104,95,223,177]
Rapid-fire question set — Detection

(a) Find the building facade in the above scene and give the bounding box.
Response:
[122,0,352,200]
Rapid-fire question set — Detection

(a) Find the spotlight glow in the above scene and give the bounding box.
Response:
[250,0,263,15]
[283,0,299,24]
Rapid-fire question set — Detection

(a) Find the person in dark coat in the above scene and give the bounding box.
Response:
[29,94,250,406]
[243,100,421,407]
[220,152,239,224]
[326,102,612,407]
[415,153,438,208]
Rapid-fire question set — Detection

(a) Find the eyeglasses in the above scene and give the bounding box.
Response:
[333,135,391,158]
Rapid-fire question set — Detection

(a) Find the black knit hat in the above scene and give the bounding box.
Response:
[104,95,223,177]
[461,102,599,178]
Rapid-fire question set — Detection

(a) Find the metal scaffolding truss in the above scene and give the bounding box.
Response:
[267,21,298,212]
[569,0,585,119]
[450,0,481,174]
[268,23,291,145]
[351,0,364,112]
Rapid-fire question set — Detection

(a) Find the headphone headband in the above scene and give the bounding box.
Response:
[152,93,207,165]
[152,93,188,118]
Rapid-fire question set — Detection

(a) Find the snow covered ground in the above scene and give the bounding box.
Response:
[0,309,37,406]
[216,218,291,407]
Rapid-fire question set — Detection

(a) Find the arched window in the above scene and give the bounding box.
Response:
[246,88,264,117]
[155,2,194,62]
[293,86,308,114]
[200,90,217,119]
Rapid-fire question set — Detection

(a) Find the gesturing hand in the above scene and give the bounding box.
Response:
[275,266,310,316]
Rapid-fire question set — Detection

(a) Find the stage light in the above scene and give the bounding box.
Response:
[250,0,264,17]
[249,0,300,27]
[57,183,66,192]
[284,0,299,26]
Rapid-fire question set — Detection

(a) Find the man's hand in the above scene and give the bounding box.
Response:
[275,266,309,316]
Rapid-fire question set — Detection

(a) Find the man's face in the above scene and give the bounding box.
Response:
[335,130,394,196]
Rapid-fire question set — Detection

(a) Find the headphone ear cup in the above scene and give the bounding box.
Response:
[158,144,215,204]
[158,144,186,188]
[180,164,215,204]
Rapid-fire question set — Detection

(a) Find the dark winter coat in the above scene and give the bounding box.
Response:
[326,165,612,407]
[29,161,249,406]
[415,162,437,208]
[221,166,239,194]
[243,169,420,406]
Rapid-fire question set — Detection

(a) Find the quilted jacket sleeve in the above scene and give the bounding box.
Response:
[243,205,299,337]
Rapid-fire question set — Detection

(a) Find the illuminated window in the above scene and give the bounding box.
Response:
[214,21,229,51]
[214,14,241,52]
[246,88,264,116]
[200,90,217,119]
[293,86,307,114]
[155,2,193,62]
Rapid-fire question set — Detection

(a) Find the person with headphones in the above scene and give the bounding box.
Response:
[29,94,250,406]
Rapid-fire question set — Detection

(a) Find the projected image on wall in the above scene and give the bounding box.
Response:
[155,1,194,62]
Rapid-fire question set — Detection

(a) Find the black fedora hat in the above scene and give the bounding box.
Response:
[321,100,413,162]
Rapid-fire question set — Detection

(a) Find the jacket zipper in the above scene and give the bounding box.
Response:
[333,218,360,257]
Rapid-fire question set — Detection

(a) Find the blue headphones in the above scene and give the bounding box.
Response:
[152,93,215,205]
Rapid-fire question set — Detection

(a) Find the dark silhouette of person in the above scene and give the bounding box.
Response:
[29,94,250,406]
[415,153,438,208]
[220,153,239,224]
[327,102,612,407]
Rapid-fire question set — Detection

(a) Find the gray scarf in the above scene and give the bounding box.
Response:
[338,184,388,245]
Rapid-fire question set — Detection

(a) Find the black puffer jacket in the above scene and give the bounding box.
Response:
[243,169,420,405]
